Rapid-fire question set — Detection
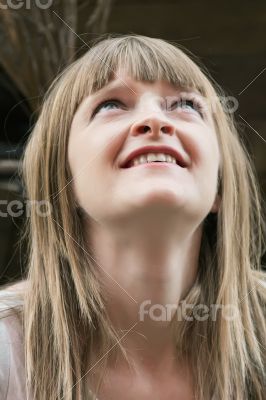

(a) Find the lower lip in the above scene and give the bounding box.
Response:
[124,162,184,169]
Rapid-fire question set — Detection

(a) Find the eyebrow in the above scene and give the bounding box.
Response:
[107,79,138,94]
[75,81,214,128]
[80,81,135,111]
[91,80,204,101]
[93,80,137,99]
[80,79,206,116]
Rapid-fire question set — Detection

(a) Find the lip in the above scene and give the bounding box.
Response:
[119,145,190,169]
[126,161,183,169]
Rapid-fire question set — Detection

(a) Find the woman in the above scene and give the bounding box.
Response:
[0,34,265,400]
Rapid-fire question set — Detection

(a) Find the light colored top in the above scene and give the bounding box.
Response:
[0,281,98,400]
[0,283,27,400]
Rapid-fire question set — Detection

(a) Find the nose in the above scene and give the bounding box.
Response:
[129,114,175,137]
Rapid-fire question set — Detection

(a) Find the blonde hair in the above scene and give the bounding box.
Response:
[2,34,266,399]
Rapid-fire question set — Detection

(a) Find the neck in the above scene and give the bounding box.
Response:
[86,212,203,373]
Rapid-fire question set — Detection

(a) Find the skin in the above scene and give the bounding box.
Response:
[67,72,221,399]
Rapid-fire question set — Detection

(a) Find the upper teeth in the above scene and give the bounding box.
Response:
[130,153,177,167]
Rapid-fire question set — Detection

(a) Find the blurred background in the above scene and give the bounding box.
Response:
[0,0,265,285]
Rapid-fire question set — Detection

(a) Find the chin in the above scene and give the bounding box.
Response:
[123,190,188,216]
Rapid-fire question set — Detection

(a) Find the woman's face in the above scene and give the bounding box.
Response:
[68,72,220,228]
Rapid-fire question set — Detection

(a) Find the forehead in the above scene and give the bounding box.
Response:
[89,66,206,97]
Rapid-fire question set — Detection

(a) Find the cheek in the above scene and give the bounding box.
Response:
[197,144,220,190]
[67,128,98,210]
[185,127,220,194]
[67,123,124,206]
[184,125,220,169]
[67,141,106,218]
[75,120,127,167]
[68,125,109,176]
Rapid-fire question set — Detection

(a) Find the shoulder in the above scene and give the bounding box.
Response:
[256,272,266,290]
[0,280,26,336]
[259,279,266,288]
[0,281,27,399]
[0,280,26,318]
[251,269,266,289]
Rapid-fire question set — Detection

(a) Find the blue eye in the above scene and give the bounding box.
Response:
[169,98,203,117]
[180,100,195,110]
[92,99,124,116]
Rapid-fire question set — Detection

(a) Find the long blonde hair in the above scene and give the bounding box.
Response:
[2,34,266,399]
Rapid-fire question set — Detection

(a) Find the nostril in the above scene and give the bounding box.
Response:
[138,125,150,134]
[161,126,173,134]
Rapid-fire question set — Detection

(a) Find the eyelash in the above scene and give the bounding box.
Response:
[91,96,205,118]
[91,99,125,117]
[167,96,204,118]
